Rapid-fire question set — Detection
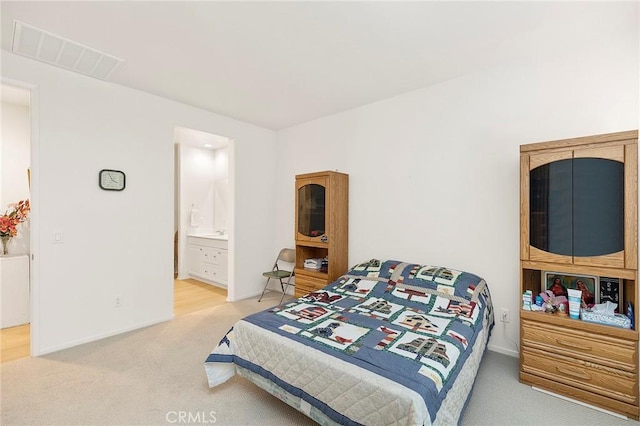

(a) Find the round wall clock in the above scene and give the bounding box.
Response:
[99,169,126,191]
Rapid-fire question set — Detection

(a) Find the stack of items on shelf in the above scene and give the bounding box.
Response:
[304,257,328,272]
[523,288,632,329]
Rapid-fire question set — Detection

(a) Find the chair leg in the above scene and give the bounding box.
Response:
[258,277,271,302]
[280,274,294,304]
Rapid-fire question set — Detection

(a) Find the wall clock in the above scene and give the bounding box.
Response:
[99,169,126,191]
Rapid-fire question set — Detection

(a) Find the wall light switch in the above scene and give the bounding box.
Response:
[53,232,63,244]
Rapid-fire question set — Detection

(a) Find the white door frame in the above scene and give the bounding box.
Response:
[2,77,40,356]
[173,127,235,301]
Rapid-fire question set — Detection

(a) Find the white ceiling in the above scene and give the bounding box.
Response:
[1,1,637,130]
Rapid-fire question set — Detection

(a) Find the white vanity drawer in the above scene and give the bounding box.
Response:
[187,237,228,286]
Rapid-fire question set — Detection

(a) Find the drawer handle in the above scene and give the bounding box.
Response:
[556,339,592,351]
[556,366,592,381]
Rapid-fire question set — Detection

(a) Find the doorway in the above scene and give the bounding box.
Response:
[173,126,232,314]
[0,83,32,362]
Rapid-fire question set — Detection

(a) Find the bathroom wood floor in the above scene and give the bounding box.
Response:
[0,279,227,363]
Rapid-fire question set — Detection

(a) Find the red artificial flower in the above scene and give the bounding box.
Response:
[1,199,30,238]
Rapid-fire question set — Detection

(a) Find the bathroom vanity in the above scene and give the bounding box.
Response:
[187,234,228,287]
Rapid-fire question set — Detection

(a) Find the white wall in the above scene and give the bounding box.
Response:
[1,99,31,255]
[2,51,277,354]
[180,144,216,234]
[213,147,229,233]
[274,18,639,356]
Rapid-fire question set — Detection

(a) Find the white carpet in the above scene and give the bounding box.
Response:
[2,295,639,426]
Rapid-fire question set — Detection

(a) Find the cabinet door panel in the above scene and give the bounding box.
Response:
[296,176,328,243]
[298,184,325,236]
[529,150,626,265]
[188,245,204,275]
[573,158,624,257]
[530,158,573,256]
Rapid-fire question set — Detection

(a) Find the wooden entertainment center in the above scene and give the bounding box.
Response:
[519,130,639,419]
[294,171,349,298]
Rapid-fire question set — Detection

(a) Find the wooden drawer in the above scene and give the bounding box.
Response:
[520,371,640,420]
[521,347,638,405]
[294,274,327,298]
[521,319,637,372]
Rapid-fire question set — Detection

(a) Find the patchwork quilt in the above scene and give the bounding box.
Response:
[205,259,494,425]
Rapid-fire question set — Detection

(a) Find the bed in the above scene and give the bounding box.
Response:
[205,259,494,425]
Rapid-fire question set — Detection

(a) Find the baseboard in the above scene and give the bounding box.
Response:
[233,283,295,303]
[532,386,628,420]
[36,314,174,356]
[266,282,295,295]
[486,343,519,358]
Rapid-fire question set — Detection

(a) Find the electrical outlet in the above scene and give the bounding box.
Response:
[115,296,122,308]
[500,308,510,323]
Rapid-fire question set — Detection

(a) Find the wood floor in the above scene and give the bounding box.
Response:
[173,278,228,316]
[0,323,30,364]
[0,278,227,363]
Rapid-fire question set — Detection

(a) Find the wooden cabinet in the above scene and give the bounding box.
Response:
[187,236,228,286]
[1,255,30,329]
[294,171,348,298]
[519,130,639,419]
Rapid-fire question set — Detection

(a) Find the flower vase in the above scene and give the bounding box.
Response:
[1,236,10,255]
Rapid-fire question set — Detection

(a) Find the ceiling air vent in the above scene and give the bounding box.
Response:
[11,20,124,81]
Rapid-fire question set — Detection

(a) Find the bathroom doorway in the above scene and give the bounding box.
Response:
[173,126,232,314]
